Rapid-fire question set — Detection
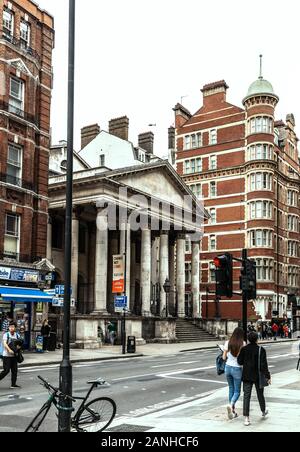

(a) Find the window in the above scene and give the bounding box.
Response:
[249,201,272,220]
[197,133,202,147]
[249,230,272,248]
[248,144,273,161]
[184,159,202,174]
[191,134,196,149]
[184,136,191,150]
[256,259,274,282]
[4,214,20,259]
[288,241,298,257]
[248,117,273,135]
[249,173,272,191]
[185,239,192,254]
[6,144,22,186]
[210,181,217,198]
[9,78,24,116]
[20,20,30,47]
[210,208,216,225]
[190,184,202,199]
[184,160,191,174]
[209,155,217,170]
[288,215,299,232]
[209,235,216,251]
[210,262,216,283]
[99,155,105,167]
[3,9,14,39]
[185,263,192,283]
[288,266,298,287]
[288,190,298,207]
[210,129,217,145]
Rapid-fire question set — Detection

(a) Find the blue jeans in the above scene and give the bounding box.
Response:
[225,365,242,407]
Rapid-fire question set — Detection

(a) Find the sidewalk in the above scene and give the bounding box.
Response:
[20,341,220,367]
[20,338,298,368]
[110,369,300,432]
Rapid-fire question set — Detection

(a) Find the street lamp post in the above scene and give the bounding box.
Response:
[58,0,76,433]
[163,278,171,318]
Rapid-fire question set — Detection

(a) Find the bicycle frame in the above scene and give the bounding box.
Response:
[70,383,98,424]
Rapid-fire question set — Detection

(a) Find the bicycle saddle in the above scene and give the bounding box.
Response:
[87,379,106,386]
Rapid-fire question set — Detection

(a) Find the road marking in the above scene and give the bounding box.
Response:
[160,375,227,384]
[158,365,215,377]
[269,354,296,359]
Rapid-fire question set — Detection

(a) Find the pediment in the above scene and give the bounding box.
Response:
[8,58,37,80]
[114,167,191,207]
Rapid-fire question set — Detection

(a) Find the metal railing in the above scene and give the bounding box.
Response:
[0,100,40,127]
[2,32,41,62]
[0,173,36,192]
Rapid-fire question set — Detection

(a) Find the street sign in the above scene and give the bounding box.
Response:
[55,285,73,296]
[115,296,128,313]
[52,298,76,308]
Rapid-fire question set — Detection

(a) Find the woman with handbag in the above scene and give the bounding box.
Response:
[223,328,246,420]
[238,332,271,427]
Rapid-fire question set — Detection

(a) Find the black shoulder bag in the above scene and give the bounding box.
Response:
[258,347,269,389]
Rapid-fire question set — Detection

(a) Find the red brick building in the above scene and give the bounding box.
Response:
[0,0,54,347]
[175,72,300,329]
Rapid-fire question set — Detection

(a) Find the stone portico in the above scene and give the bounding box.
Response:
[48,161,205,347]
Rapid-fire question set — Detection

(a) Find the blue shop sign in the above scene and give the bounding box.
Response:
[0,266,40,283]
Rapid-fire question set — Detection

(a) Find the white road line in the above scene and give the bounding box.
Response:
[158,366,215,377]
[160,375,227,385]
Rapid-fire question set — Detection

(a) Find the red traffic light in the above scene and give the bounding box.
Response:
[214,257,222,268]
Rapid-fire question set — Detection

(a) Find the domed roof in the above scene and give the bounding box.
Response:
[247,78,275,97]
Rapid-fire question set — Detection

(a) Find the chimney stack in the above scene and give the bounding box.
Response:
[138,132,154,154]
[81,124,100,149]
[109,116,129,141]
[201,80,229,108]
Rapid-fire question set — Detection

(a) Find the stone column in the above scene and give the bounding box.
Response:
[71,210,80,303]
[130,240,136,312]
[160,231,169,316]
[94,209,108,314]
[46,217,52,261]
[169,237,176,311]
[141,228,151,315]
[177,233,186,318]
[192,241,200,318]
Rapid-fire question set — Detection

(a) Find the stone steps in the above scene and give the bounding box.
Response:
[175,319,217,342]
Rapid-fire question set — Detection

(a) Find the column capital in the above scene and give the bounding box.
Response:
[72,206,83,220]
[176,232,186,241]
[161,230,169,236]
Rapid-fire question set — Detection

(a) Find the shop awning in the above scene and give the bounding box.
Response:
[0,287,53,303]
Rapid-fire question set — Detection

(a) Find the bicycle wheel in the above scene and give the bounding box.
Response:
[75,397,117,433]
[25,402,52,432]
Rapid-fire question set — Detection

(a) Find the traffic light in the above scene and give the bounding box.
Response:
[214,254,233,298]
[240,259,257,300]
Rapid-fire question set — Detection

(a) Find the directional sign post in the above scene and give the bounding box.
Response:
[114,296,128,313]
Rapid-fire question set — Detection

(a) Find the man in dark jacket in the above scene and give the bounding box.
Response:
[238,332,271,426]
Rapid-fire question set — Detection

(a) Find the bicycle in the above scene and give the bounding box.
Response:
[25,376,117,433]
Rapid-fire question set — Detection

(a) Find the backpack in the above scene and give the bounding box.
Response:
[216,353,226,376]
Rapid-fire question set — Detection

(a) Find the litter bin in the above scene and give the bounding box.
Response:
[127,336,136,354]
[48,332,57,352]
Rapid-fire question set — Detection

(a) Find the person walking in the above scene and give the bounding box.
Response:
[272,323,279,341]
[238,332,271,427]
[0,322,22,389]
[41,319,51,352]
[223,327,246,420]
[107,321,116,346]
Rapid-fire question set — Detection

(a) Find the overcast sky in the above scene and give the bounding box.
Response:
[37,0,300,156]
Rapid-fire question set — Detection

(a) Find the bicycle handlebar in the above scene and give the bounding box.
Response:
[38,376,76,402]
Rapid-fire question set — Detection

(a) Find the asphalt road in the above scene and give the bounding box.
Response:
[0,341,298,432]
